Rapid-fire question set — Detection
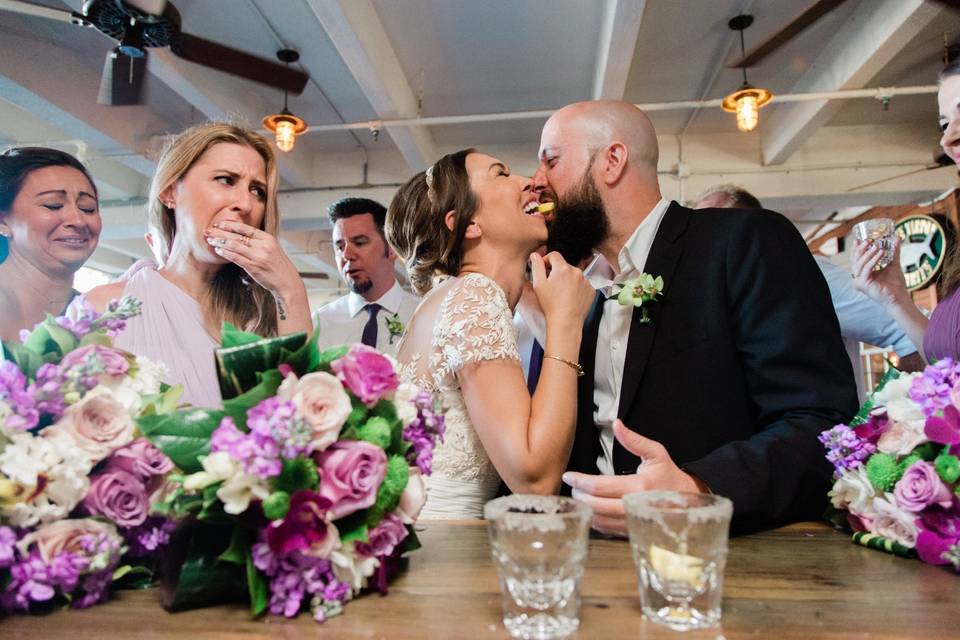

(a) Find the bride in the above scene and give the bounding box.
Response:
[386,148,595,518]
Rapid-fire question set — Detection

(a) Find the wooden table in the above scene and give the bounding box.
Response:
[6,521,958,639]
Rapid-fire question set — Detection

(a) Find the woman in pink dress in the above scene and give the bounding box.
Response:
[84,123,312,407]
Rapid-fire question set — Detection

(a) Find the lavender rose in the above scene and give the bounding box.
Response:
[83,469,149,527]
[61,345,130,378]
[894,461,954,512]
[280,372,351,452]
[17,518,121,563]
[356,513,408,558]
[47,387,134,463]
[331,344,399,407]
[315,440,387,519]
[106,438,173,492]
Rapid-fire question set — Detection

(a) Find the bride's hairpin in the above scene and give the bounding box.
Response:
[425,163,437,205]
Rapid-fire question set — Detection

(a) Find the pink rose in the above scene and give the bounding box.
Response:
[47,388,134,463]
[894,461,954,512]
[17,518,121,563]
[61,345,130,378]
[83,469,149,527]
[106,438,173,493]
[355,513,408,558]
[876,420,926,457]
[315,440,387,519]
[331,344,399,407]
[396,466,426,524]
[288,372,351,452]
[266,490,340,558]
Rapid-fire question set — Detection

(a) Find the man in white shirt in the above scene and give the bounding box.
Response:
[532,101,857,536]
[693,184,919,402]
[313,198,419,354]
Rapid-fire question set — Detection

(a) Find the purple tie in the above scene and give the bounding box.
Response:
[361,303,382,348]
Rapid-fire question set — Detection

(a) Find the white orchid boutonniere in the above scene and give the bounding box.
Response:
[386,312,405,344]
[614,273,664,324]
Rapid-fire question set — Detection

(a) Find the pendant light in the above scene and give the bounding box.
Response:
[722,15,773,132]
[262,49,308,152]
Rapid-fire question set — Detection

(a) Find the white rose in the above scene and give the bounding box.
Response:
[873,374,924,425]
[394,383,420,428]
[331,544,379,594]
[130,356,167,395]
[870,494,918,548]
[829,466,878,517]
[290,372,352,453]
[396,466,426,524]
[876,420,927,456]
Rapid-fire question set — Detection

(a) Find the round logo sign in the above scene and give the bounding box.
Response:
[895,214,947,291]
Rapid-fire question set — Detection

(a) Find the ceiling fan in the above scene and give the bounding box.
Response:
[728,0,960,69]
[0,0,309,105]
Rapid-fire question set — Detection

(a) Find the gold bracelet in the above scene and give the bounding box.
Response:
[543,355,584,377]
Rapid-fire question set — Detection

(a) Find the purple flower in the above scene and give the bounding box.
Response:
[331,344,399,407]
[853,409,888,444]
[83,469,150,527]
[266,491,339,557]
[926,404,960,454]
[910,358,960,417]
[123,517,175,558]
[106,438,174,490]
[819,425,876,475]
[402,390,445,475]
[0,360,40,431]
[355,513,408,558]
[56,295,141,340]
[915,509,960,571]
[0,526,17,569]
[61,345,130,378]
[315,440,387,519]
[211,416,282,478]
[894,461,954,512]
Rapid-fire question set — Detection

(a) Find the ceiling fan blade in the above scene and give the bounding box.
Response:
[0,0,87,24]
[170,33,309,94]
[97,48,147,106]
[728,0,848,68]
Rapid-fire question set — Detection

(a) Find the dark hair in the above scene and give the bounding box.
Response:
[329,197,388,238]
[940,61,960,82]
[695,184,762,209]
[0,147,98,212]
[386,149,479,295]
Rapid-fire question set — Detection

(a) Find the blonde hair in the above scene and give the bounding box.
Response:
[148,122,280,337]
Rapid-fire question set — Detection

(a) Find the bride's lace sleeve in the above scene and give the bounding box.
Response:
[436,273,520,376]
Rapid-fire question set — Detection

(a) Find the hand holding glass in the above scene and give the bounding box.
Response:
[485,495,591,640]
[624,491,733,632]
[853,218,896,271]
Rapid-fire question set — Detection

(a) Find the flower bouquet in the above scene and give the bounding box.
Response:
[143,324,444,622]
[820,361,960,572]
[0,298,180,613]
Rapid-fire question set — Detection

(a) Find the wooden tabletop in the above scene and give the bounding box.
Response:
[6,521,959,639]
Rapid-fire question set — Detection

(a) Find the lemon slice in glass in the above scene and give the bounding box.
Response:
[648,544,704,589]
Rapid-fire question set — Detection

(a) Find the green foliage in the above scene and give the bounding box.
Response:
[345,395,369,431]
[246,548,268,617]
[911,442,939,461]
[272,457,319,494]
[138,385,184,418]
[285,325,322,375]
[935,449,960,484]
[262,491,291,521]
[218,527,251,566]
[22,316,77,358]
[850,367,901,427]
[1,340,50,379]
[356,417,392,450]
[198,482,230,525]
[898,454,922,475]
[138,408,227,473]
[222,369,283,431]
[215,329,307,399]
[317,345,349,371]
[866,452,901,492]
[366,455,409,527]
[334,509,368,543]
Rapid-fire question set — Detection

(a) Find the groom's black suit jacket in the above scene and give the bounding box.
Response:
[566,202,858,534]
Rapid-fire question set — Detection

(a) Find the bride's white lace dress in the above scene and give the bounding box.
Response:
[397,272,520,519]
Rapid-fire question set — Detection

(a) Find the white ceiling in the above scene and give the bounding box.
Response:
[1,0,959,301]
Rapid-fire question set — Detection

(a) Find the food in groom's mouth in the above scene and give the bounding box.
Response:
[537,202,555,214]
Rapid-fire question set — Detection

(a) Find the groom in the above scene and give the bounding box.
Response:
[532,101,858,535]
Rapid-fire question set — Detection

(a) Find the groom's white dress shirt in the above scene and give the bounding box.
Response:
[312,280,419,355]
[585,198,669,476]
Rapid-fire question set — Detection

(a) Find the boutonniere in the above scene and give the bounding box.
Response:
[613,273,664,324]
[386,312,405,344]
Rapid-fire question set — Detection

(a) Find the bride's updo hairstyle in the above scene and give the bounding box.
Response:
[387,148,479,295]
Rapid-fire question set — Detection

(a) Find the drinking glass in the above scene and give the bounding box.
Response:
[485,495,592,640]
[853,218,896,270]
[623,491,733,632]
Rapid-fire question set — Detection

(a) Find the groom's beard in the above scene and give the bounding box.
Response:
[546,172,609,266]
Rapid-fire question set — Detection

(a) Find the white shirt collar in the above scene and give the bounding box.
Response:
[347,280,406,318]
[586,198,670,293]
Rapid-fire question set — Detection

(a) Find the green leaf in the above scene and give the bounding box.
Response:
[138,408,227,473]
[222,369,283,431]
[318,345,349,370]
[79,332,112,347]
[285,325,322,375]
[246,547,269,617]
[160,520,247,612]
[400,526,422,554]
[112,564,155,589]
[336,510,369,543]
[1,341,45,378]
[220,322,262,349]
[215,331,307,399]
[138,385,184,418]
[272,457,319,494]
[365,455,409,527]
[219,527,251,565]
[345,395,369,430]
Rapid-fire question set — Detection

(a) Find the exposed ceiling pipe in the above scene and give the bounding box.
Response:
[298,85,939,134]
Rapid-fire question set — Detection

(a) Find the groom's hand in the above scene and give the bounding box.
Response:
[562,420,706,537]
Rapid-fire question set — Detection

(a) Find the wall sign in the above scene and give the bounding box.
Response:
[895,214,947,291]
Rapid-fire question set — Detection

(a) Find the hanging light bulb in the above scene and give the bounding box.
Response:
[262,49,308,152]
[723,15,773,133]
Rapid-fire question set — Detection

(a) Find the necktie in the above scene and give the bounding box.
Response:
[361,303,382,348]
[527,339,544,394]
